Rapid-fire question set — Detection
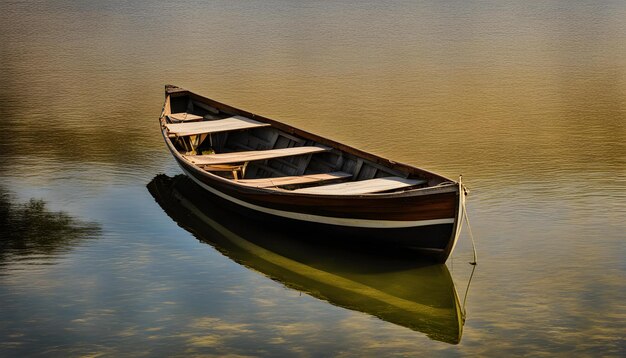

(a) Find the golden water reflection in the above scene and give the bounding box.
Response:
[0,0,623,185]
[148,174,465,344]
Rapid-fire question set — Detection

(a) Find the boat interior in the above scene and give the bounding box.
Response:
[163,95,439,195]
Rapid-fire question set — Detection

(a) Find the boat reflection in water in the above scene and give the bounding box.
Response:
[148,174,466,344]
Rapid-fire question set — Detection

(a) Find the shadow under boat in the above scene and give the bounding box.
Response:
[147,174,465,344]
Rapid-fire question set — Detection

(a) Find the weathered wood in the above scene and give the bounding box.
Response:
[236,172,352,188]
[168,112,203,122]
[201,164,244,171]
[364,159,410,178]
[292,177,426,195]
[201,163,245,180]
[162,95,171,116]
[249,163,285,177]
[184,146,329,165]
[166,116,270,136]
[353,158,364,178]
[296,153,314,175]
[192,100,220,114]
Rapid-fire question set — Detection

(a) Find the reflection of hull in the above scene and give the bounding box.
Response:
[148,174,465,344]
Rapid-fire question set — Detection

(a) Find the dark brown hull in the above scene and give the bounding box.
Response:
[160,86,465,262]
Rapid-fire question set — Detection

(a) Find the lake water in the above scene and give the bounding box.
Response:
[1,0,624,356]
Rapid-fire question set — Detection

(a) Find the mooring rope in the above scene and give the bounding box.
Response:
[464,201,478,266]
[459,176,478,321]
[458,176,478,265]
[461,262,477,322]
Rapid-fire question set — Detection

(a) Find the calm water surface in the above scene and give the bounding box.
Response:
[1,0,625,356]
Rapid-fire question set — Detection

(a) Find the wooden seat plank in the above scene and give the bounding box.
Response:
[168,112,203,122]
[185,146,329,165]
[292,177,426,195]
[166,116,270,136]
[236,171,352,188]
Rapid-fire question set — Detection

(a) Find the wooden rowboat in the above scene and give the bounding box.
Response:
[160,85,467,262]
[147,174,465,344]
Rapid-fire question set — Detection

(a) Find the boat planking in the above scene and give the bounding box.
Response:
[159,85,467,262]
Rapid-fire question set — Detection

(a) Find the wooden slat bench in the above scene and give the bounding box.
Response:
[292,177,426,195]
[185,146,329,166]
[167,112,204,122]
[166,116,270,137]
[236,171,352,188]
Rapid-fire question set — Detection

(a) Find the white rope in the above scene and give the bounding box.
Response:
[464,200,478,266]
[458,177,478,321]
[461,262,477,322]
[458,176,477,265]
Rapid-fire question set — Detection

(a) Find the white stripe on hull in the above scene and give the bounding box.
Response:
[180,166,455,229]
